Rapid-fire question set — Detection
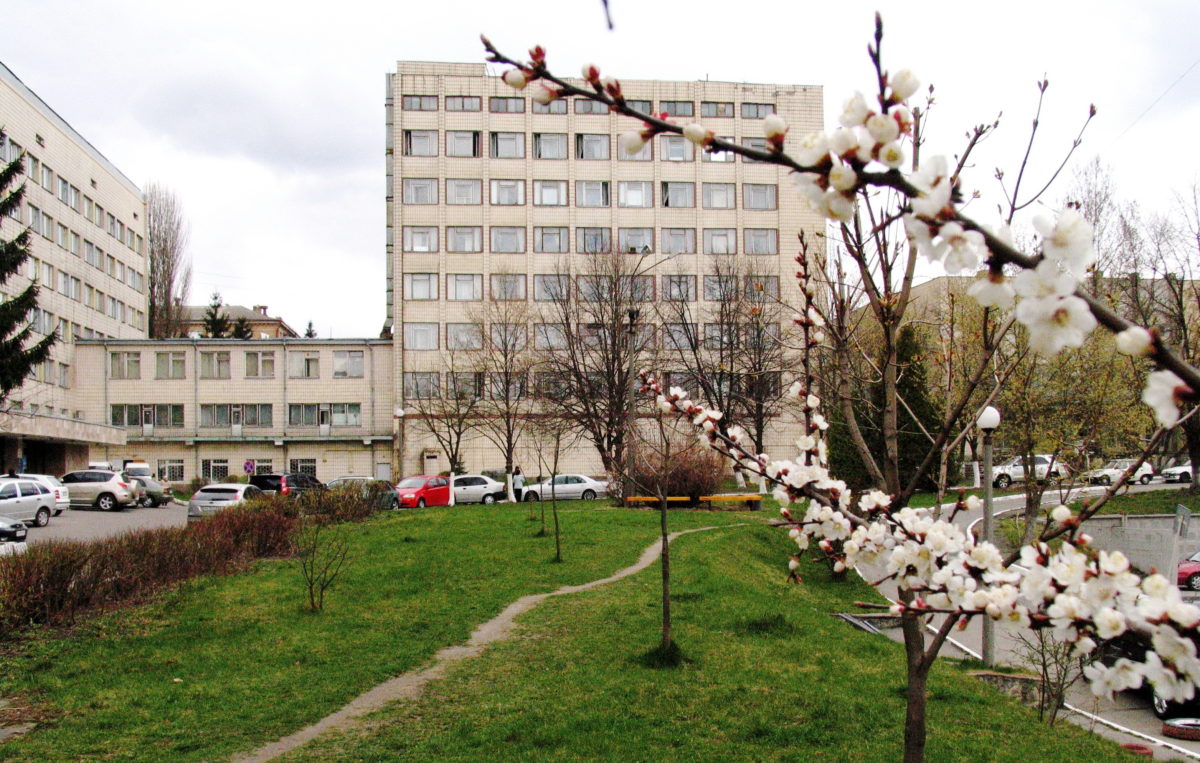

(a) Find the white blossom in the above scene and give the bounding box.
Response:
[909,155,951,218]
[935,222,987,275]
[889,69,920,102]
[1015,293,1097,355]
[763,114,788,141]
[502,69,529,89]
[618,131,646,155]
[1142,370,1190,428]
[1116,326,1154,357]
[1051,505,1072,523]
[877,140,905,169]
[967,272,1015,310]
[828,162,858,193]
[682,123,712,146]
[529,80,558,105]
[793,132,829,167]
[1034,208,1097,279]
[839,91,871,128]
[866,112,900,144]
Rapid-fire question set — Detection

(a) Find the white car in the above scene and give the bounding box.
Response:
[0,478,56,527]
[992,455,1070,489]
[1163,461,1194,483]
[522,474,609,502]
[16,473,69,515]
[452,474,507,504]
[188,483,265,518]
[1084,459,1154,486]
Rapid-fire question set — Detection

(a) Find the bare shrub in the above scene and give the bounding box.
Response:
[294,520,351,613]
[628,435,723,501]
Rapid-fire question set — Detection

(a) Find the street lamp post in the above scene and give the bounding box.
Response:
[392,407,406,483]
[976,405,1001,667]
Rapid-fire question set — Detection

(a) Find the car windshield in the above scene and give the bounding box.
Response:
[1189,550,1200,562]
[1104,460,1132,470]
[396,478,426,489]
[126,467,151,477]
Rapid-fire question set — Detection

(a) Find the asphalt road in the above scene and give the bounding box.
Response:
[26,500,188,544]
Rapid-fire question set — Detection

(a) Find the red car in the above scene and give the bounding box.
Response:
[395,475,451,508]
[1178,550,1200,591]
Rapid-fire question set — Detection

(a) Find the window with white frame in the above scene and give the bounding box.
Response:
[488,372,527,400]
[333,350,365,378]
[661,100,693,117]
[577,275,612,302]
[490,324,527,352]
[489,96,525,113]
[246,351,275,378]
[535,227,569,253]
[741,102,775,118]
[331,403,361,426]
[741,136,768,162]
[663,275,696,301]
[404,273,438,300]
[404,372,440,399]
[244,403,273,427]
[109,351,140,379]
[744,275,780,301]
[448,372,484,398]
[446,179,482,205]
[703,137,736,162]
[534,274,569,302]
[491,227,526,253]
[704,275,738,301]
[446,96,481,111]
[535,323,568,350]
[662,228,697,255]
[618,228,653,253]
[620,136,652,161]
[490,274,527,300]
[404,323,439,350]
[660,135,693,161]
[661,182,694,208]
[447,323,483,350]
[533,180,567,206]
[199,351,230,379]
[401,95,438,110]
[744,183,777,210]
[446,130,481,157]
[664,323,697,351]
[253,460,274,475]
[155,351,185,379]
[618,181,653,208]
[625,99,652,113]
[533,99,567,114]
[533,133,567,159]
[575,99,608,114]
[575,134,609,159]
[200,404,232,427]
[403,130,437,156]
[447,227,483,253]
[704,229,738,255]
[704,323,736,349]
[288,351,320,378]
[701,101,734,118]
[403,226,438,252]
[745,228,778,255]
[702,183,736,209]
[402,178,436,204]
[288,404,318,426]
[627,275,655,302]
[447,273,483,301]
[290,458,318,476]
[576,181,610,207]
[490,132,525,158]
[577,227,611,253]
[202,459,230,481]
[489,179,525,205]
[158,459,184,482]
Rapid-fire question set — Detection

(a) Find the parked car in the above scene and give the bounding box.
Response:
[452,474,506,504]
[991,455,1070,489]
[1178,550,1200,591]
[522,474,610,502]
[122,461,153,479]
[395,475,451,508]
[131,476,170,507]
[1163,461,1194,483]
[249,473,325,497]
[0,478,55,527]
[1082,459,1154,486]
[327,476,400,510]
[188,483,265,518]
[1102,629,1200,719]
[16,473,69,515]
[60,469,137,510]
[0,515,29,544]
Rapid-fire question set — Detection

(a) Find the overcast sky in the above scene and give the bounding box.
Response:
[4,1,1197,337]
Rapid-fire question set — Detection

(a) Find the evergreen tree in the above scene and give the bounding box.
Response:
[202,291,230,338]
[0,137,55,406]
[304,321,317,339]
[231,316,253,339]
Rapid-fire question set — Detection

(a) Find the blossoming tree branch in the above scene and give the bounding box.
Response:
[485,15,1200,760]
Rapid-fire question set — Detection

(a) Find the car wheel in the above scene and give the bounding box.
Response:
[1163,718,1200,740]
[1048,471,1060,481]
[1189,574,1200,592]
[34,507,50,527]
[1101,475,1112,486]
[97,493,117,511]
[1154,690,1176,720]
[1140,474,1152,485]
[391,498,400,511]
[994,474,1011,489]
[141,495,154,508]
[581,489,596,500]
[482,494,496,505]
[1183,472,1193,483]
[417,498,426,508]
[524,492,538,502]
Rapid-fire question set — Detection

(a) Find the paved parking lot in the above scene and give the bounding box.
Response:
[26,501,188,544]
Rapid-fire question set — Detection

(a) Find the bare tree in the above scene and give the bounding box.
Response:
[145,182,191,339]
[529,411,578,558]
[407,350,483,475]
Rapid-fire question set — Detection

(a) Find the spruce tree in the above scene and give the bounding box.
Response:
[202,291,230,338]
[231,316,253,339]
[304,321,317,339]
[0,137,55,406]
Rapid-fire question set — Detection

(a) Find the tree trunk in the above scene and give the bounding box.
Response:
[1185,416,1200,495]
[553,500,562,562]
[882,332,901,495]
[900,603,928,763]
[660,497,671,650]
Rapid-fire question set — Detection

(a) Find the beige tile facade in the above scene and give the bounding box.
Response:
[387,62,824,475]
[73,339,395,484]
[0,61,146,472]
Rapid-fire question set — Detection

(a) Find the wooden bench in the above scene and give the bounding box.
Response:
[699,494,763,510]
[625,496,692,504]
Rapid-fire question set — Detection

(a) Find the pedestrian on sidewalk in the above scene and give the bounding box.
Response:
[513,466,525,502]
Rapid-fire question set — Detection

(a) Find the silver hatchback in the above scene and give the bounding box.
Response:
[188,483,264,518]
[0,478,56,527]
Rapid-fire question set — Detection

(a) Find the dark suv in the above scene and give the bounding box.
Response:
[248,473,325,497]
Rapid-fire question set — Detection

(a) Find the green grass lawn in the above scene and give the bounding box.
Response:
[280,524,1129,762]
[1086,487,1199,516]
[0,503,749,761]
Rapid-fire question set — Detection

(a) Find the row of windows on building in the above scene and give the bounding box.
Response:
[402,272,780,303]
[21,257,146,330]
[400,94,776,119]
[401,319,781,352]
[400,178,777,210]
[107,349,367,381]
[188,458,318,483]
[21,206,147,293]
[399,367,781,401]
[399,130,770,162]
[2,137,145,256]
[110,402,365,429]
[6,398,83,420]
[398,226,779,255]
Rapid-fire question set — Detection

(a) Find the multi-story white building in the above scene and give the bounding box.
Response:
[0,61,147,473]
[386,61,824,475]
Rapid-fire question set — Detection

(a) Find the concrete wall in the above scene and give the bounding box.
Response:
[1082,513,1198,577]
